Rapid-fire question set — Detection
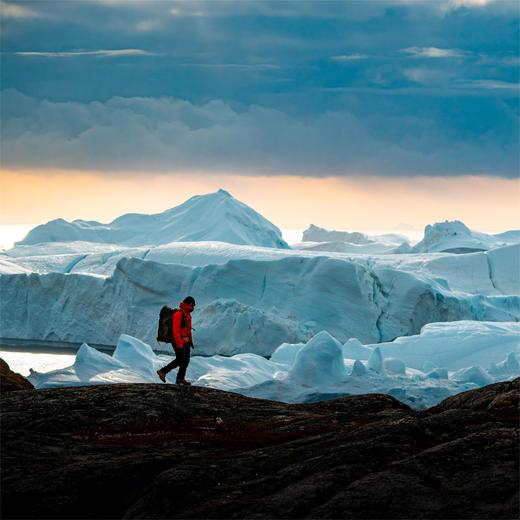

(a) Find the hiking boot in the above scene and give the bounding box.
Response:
[176,379,192,386]
[156,369,167,383]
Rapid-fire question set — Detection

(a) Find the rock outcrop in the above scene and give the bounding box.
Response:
[1,379,518,519]
[0,358,34,392]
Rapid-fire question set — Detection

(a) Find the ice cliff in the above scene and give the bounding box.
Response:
[1,254,518,355]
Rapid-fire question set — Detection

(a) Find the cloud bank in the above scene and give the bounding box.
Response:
[1,0,518,178]
[1,90,517,178]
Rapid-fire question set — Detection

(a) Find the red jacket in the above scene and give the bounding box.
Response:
[172,301,193,348]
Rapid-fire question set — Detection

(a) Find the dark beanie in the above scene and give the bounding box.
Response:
[183,296,196,306]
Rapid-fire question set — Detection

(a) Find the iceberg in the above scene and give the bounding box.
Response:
[302,225,375,244]
[16,189,289,249]
[2,239,517,301]
[297,224,411,254]
[2,254,518,355]
[350,359,368,376]
[383,357,406,375]
[367,347,385,374]
[287,331,348,387]
[413,220,520,253]
[451,366,494,387]
[347,321,520,371]
[26,321,520,410]
[2,201,519,398]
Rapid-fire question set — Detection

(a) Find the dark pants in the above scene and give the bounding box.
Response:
[160,343,192,380]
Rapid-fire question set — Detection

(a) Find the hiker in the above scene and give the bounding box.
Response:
[156,296,195,385]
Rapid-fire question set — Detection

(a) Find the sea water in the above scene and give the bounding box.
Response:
[0,348,77,377]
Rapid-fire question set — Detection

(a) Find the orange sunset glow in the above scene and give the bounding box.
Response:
[1,169,518,231]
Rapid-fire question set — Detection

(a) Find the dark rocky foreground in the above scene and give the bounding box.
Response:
[1,366,518,520]
[0,358,34,392]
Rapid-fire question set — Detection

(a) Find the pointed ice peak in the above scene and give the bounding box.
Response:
[180,188,232,206]
[113,334,157,379]
[451,366,493,386]
[489,362,499,375]
[496,351,520,373]
[351,359,367,376]
[367,347,385,374]
[504,352,520,371]
[74,342,125,380]
[422,360,438,372]
[305,330,343,351]
[423,368,448,380]
[216,188,232,197]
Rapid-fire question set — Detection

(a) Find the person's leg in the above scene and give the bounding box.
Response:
[160,345,182,374]
[176,346,191,381]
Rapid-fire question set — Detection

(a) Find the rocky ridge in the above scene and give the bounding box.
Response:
[1,372,518,519]
[0,358,34,392]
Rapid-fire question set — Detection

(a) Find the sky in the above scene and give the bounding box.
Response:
[1,0,519,231]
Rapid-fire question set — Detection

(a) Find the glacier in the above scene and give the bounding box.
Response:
[1,251,518,356]
[3,240,517,298]
[1,190,519,408]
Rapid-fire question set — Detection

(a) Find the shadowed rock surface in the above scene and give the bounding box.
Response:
[0,358,34,392]
[1,379,518,519]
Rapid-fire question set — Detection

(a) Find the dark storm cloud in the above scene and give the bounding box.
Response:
[0,0,518,177]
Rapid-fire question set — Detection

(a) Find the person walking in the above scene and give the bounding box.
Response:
[156,296,195,385]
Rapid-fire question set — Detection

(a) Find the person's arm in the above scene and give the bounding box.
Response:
[172,311,183,348]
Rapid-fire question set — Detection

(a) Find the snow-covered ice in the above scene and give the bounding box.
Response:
[2,240,517,299]
[293,240,410,255]
[412,220,520,253]
[342,320,520,370]
[2,253,518,355]
[297,224,412,254]
[1,235,518,359]
[16,189,289,249]
[2,192,519,408]
[27,321,520,409]
[303,225,380,244]
[296,221,520,255]
[287,331,348,386]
